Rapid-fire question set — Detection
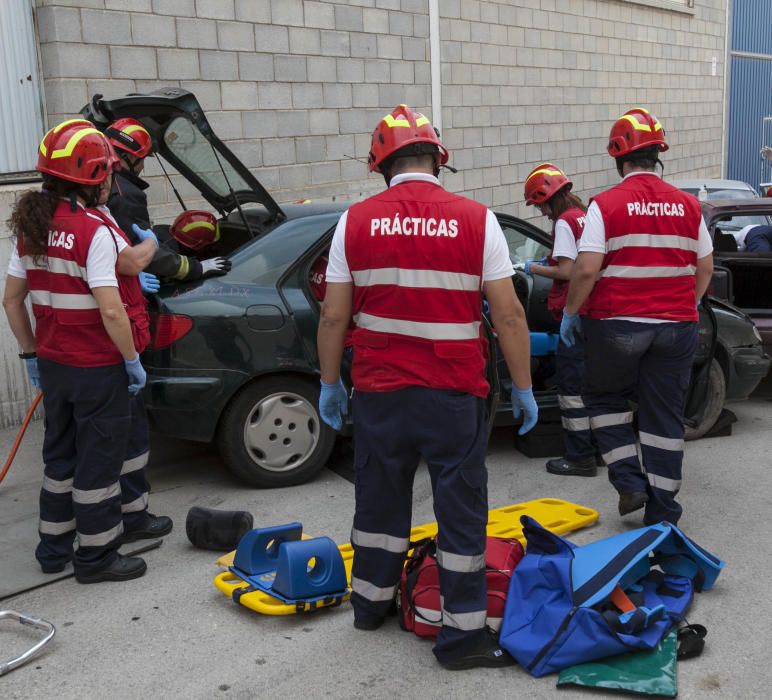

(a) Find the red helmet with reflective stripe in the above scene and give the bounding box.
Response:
[368,104,448,173]
[105,118,153,159]
[524,163,573,206]
[170,210,219,251]
[37,119,118,185]
[607,107,669,158]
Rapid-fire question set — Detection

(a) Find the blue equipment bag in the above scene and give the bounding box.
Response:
[499,516,724,677]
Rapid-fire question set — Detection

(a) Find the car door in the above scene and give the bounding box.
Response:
[495,213,558,333]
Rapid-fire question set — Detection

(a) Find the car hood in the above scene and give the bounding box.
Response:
[80,88,285,223]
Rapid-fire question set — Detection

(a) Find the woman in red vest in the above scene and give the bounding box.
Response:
[523,164,597,477]
[2,120,161,583]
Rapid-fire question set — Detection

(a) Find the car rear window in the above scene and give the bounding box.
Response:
[226,213,341,286]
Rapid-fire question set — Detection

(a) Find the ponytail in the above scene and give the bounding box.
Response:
[7,176,100,264]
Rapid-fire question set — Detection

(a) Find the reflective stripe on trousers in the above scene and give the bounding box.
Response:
[556,335,595,462]
[350,386,489,661]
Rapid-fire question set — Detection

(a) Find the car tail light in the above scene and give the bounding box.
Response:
[707,268,730,301]
[149,313,193,350]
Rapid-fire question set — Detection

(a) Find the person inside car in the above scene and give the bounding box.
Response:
[105,118,230,283]
[317,105,536,670]
[522,163,598,478]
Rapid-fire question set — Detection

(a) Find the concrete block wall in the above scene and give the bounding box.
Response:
[34,0,434,222]
[32,0,726,227]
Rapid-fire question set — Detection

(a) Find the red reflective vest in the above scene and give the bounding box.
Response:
[344,179,490,398]
[585,174,702,322]
[21,201,150,368]
[547,207,585,319]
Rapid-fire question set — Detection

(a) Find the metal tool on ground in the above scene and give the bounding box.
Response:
[213,498,599,616]
[0,610,55,676]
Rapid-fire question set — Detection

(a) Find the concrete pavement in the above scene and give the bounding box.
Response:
[0,393,770,699]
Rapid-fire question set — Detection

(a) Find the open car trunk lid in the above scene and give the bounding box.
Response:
[80,88,285,224]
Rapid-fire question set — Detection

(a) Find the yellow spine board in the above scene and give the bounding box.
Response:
[213,498,598,616]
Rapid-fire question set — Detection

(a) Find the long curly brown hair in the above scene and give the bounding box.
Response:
[7,176,100,264]
[548,188,588,220]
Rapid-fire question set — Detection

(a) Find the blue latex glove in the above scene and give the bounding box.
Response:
[523,257,548,275]
[25,357,41,390]
[139,271,160,293]
[132,223,158,247]
[560,311,581,347]
[124,355,147,395]
[319,378,348,431]
[511,386,538,436]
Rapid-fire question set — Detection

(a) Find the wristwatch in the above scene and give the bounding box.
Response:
[18,351,37,359]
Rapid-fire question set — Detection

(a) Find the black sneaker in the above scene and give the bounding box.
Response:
[121,513,173,544]
[75,554,147,584]
[438,628,516,671]
[618,492,649,516]
[546,456,597,477]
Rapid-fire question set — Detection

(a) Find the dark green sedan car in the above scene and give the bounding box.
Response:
[82,89,770,487]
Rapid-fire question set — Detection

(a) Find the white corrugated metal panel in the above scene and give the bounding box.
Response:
[0,1,45,175]
[0,184,41,429]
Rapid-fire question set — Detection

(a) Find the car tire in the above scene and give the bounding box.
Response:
[684,359,726,441]
[217,375,336,487]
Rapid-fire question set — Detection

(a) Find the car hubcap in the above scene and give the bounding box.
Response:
[243,392,320,472]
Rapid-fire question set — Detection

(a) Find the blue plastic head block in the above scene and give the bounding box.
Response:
[233,522,303,576]
[271,536,348,601]
[530,332,560,357]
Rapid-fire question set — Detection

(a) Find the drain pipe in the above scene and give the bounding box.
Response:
[428,0,442,134]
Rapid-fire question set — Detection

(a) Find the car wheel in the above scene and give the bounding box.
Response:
[684,359,726,441]
[217,376,335,487]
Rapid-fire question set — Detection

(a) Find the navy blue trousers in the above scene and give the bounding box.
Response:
[583,320,698,524]
[556,334,594,462]
[351,387,489,663]
[745,226,772,252]
[121,393,151,531]
[36,359,131,575]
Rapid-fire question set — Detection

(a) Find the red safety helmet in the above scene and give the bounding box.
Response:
[368,104,448,173]
[105,118,153,159]
[607,107,669,158]
[524,163,573,206]
[170,210,219,251]
[37,119,118,185]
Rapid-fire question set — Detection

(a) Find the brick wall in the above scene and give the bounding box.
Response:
[33,0,726,226]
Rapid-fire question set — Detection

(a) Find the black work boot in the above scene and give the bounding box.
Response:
[618,492,649,516]
[546,456,598,477]
[437,628,516,671]
[121,513,173,544]
[75,554,147,584]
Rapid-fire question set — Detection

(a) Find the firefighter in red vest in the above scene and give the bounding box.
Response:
[523,163,597,477]
[562,108,714,525]
[317,105,536,669]
[2,121,170,582]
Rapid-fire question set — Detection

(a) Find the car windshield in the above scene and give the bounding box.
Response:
[499,221,550,262]
[163,116,250,197]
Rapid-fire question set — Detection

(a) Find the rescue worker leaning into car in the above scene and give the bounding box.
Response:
[316,105,537,670]
[2,121,168,583]
[562,107,714,526]
[522,163,598,478]
[105,117,230,283]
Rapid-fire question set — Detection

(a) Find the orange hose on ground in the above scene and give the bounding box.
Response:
[0,391,43,485]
